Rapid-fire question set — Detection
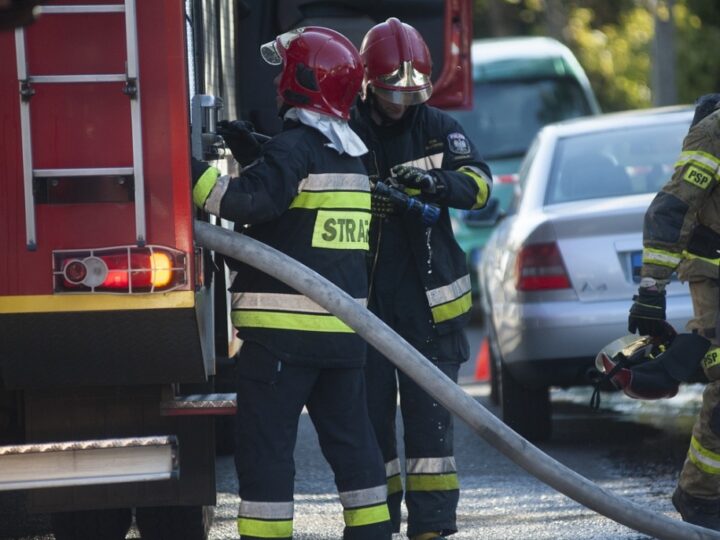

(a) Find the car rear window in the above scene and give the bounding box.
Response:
[545,119,691,205]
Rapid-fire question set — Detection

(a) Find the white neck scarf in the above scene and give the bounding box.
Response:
[284,108,367,157]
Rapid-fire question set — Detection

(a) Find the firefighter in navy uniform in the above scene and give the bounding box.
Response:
[626,94,720,530]
[192,27,392,540]
[349,18,492,540]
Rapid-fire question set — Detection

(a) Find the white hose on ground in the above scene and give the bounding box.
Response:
[195,220,720,540]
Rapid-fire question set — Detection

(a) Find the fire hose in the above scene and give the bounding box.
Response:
[195,220,720,540]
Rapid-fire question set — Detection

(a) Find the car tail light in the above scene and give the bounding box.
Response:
[53,246,187,293]
[515,242,571,291]
[495,173,519,184]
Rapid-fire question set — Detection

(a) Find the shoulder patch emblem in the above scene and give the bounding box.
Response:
[683,165,713,189]
[447,132,470,155]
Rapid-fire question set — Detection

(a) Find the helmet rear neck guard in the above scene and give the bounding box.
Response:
[360,17,433,106]
[261,27,363,120]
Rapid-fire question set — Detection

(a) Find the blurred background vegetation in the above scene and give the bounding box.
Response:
[472,0,720,111]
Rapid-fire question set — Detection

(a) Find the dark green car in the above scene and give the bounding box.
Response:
[449,36,601,297]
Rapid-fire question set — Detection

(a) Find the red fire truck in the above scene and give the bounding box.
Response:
[0,1,471,538]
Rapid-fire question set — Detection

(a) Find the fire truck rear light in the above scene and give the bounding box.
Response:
[53,246,187,294]
[63,260,87,284]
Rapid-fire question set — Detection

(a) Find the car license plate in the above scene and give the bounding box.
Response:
[631,251,642,283]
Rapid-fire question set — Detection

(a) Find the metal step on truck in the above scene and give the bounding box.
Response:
[0,0,472,538]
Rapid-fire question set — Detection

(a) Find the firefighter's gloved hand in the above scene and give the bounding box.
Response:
[628,285,666,336]
[370,182,397,219]
[217,120,264,167]
[391,165,439,194]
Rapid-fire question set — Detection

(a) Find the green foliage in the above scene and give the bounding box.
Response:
[566,6,653,111]
[473,0,720,111]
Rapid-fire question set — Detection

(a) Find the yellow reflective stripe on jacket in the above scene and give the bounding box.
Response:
[682,250,720,267]
[343,503,391,527]
[192,166,220,208]
[459,165,491,209]
[676,150,720,176]
[237,517,293,538]
[312,210,371,250]
[292,172,371,210]
[290,191,370,210]
[231,310,354,333]
[688,435,720,475]
[232,292,367,312]
[642,247,683,269]
[406,473,459,492]
[426,275,472,323]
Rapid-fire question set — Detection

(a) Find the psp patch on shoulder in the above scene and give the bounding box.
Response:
[447,132,470,155]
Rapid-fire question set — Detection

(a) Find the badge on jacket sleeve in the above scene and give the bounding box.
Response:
[447,132,470,155]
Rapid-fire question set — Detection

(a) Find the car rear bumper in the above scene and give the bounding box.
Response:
[492,295,693,386]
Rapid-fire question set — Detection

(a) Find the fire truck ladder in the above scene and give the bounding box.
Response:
[14,1,146,250]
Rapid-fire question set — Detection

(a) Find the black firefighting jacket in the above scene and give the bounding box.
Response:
[193,121,371,367]
[350,101,492,336]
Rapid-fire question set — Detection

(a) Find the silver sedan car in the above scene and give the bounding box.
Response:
[477,106,694,441]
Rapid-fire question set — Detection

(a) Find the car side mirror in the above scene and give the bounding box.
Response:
[461,197,505,228]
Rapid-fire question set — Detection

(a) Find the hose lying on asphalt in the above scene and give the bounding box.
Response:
[195,221,720,540]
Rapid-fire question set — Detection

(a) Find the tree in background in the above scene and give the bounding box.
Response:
[473,0,720,111]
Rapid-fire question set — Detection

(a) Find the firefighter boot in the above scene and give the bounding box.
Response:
[672,486,720,530]
[410,533,445,540]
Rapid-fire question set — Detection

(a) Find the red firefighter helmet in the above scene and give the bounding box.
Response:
[260,27,363,120]
[359,17,433,105]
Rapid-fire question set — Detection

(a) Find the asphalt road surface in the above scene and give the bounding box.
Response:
[0,324,704,539]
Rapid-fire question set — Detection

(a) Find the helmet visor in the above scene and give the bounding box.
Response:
[371,84,432,106]
[260,28,306,66]
[594,334,649,373]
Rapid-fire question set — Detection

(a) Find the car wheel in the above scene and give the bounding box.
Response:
[135,505,214,540]
[51,508,132,540]
[499,361,551,441]
[487,334,500,405]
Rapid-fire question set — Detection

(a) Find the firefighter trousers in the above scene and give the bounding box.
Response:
[233,340,393,540]
[678,277,720,499]
[365,343,461,537]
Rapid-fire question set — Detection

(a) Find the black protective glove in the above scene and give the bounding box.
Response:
[191,157,210,187]
[370,181,398,218]
[391,164,440,194]
[217,120,264,167]
[628,286,667,336]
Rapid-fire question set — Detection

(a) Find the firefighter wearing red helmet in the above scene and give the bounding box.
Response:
[621,94,720,530]
[192,26,392,540]
[350,17,493,540]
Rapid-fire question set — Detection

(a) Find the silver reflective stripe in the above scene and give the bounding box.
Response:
[385,458,401,477]
[643,248,682,267]
[298,173,369,192]
[397,152,444,172]
[676,151,720,173]
[204,174,230,216]
[406,456,457,474]
[426,275,471,307]
[239,500,294,519]
[232,292,367,313]
[339,484,388,509]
